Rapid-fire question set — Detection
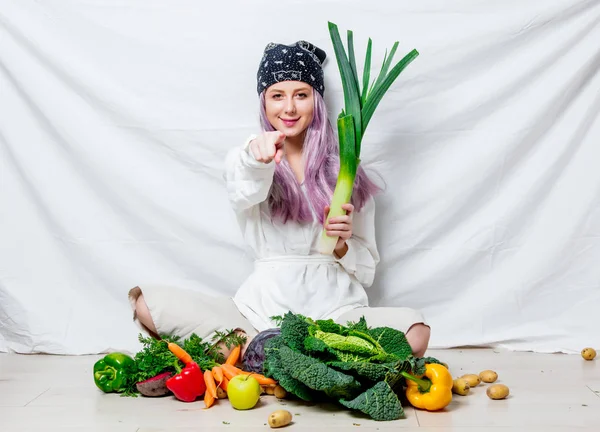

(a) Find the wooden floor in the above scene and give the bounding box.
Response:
[1,348,599,431]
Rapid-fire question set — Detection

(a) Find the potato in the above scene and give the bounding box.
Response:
[265,386,275,395]
[479,370,498,383]
[486,384,510,400]
[274,385,287,399]
[452,378,470,396]
[268,410,293,428]
[217,387,228,399]
[581,348,596,361]
[461,374,481,387]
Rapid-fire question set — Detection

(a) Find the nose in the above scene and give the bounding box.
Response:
[285,97,296,115]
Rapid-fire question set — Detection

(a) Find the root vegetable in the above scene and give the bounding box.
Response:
[225,345,242,366]
[205,370,218,399]
[452,378,470,396]
[204,390,215,408]
[135,372,172,397]
[274,385,287,399]
[486,384,509,400]
[265,386,275,395]
[461,374,481,387]
[581,348,596,361]
[217,387,227,399]
[479,370,498,383]
[268,410,293,428]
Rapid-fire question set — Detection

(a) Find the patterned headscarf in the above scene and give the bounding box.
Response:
[257,40,327,96]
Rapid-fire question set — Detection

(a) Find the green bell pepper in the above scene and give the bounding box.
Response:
[93,352,136,393]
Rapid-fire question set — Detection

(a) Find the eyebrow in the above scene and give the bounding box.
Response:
[269,87,311,93]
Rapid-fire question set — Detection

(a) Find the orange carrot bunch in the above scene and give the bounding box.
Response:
[200,343,277,408]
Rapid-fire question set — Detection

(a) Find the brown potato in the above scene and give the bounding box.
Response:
[581,348,597,361]
[216,387,227,399]
[486,384,510,400]
[274,385,287,399]
[452,378,470,396]
[461,374,481,387]
[265,386,275,395]
[479,370,498,383]
[268,410,293,428]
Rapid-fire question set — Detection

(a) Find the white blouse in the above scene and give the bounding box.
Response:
[224,135,380,332]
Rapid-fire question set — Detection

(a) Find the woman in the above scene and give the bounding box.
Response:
[129,40,430,357]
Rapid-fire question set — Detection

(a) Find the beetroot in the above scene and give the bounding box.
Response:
[136,371,173,397]
[242,328,281,373]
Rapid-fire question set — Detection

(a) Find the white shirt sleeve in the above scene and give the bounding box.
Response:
[224,134,276,212]
[334,195,380,287]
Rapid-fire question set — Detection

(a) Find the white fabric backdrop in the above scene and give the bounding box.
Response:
[1,0,599,355]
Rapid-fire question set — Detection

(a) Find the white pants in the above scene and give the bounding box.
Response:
[129,284,429,342]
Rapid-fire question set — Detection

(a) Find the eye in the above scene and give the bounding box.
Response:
[297,93,308,98]
[271,93,282,99]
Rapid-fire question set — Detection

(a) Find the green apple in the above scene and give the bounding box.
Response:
[227,374,261,410]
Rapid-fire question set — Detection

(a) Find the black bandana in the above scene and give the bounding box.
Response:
[257,40,327,96]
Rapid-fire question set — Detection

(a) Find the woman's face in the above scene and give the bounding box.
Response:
[264,81,314,138]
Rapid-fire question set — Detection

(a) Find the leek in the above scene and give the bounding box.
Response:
[318,22,419,255]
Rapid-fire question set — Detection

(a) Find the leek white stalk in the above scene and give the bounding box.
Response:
[318,22,419,255]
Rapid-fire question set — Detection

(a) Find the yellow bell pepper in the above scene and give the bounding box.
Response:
[403,363,453,411]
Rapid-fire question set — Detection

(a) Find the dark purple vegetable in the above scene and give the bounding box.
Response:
[242,328,281,373]
[136,371,173,397]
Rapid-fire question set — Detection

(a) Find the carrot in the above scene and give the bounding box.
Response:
[212,366,224,386]
[220,363,250,380]
[167,342,193,364]
[225,344,241,366]
[220,364,241,380]
[220,376,229,391]
[204,389,215,408]
[249,373,277,386]
[220,364,277,386]
[221,363,249,375]
[204,370,218,399]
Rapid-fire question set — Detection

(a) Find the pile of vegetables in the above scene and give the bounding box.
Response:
[261,311,451,421]
[93,313,455,421]
[93,330,274,408]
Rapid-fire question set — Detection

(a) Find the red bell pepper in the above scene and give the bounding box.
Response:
[165,342,206,402]
[166,361,206,402]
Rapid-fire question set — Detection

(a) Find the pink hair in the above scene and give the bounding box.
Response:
[259,90,380,224]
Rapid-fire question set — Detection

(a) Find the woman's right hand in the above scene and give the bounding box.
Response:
[249,131,286,164]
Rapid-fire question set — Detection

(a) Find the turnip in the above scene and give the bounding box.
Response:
[135,372,172,397]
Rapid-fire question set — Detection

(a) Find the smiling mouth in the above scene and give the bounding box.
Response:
[280,118,299,126]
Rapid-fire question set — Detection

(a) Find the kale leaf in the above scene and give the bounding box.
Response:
[339,381,404,421]
[280,311,311,353]
[263,335,315,401]
[367,327,413,360]
[345,316,369,333]
[279,345,362,400]
[327,361,396,382]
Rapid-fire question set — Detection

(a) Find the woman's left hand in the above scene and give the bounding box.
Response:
[324,203,354,256]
